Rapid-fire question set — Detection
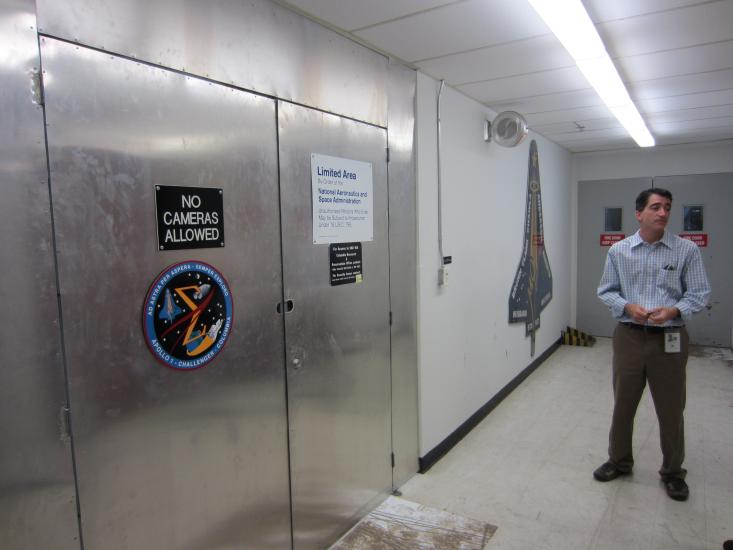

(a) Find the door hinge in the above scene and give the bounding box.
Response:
[389,311,393,326]
[390,452,395,468]
[386,147,390,163]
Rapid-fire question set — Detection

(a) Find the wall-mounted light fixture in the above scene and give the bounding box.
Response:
[528,0,655,148]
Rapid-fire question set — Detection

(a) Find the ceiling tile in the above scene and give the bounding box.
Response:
[551,126,631,143]
[630,69,733,100]
[457,66,589,103]
[525,105,613,126]
[490,88,602,115]
[656,125,733,143]
[353,0,549,62]
[638,88,733,113]
[279,0,458,31]
[416,34,572,84]
[651,116,733,136]
[617,41,733,83]
[584,0,712,23]
[646,104,733,124]
[599,2,733,59]
[569,140,638,153]
[532,117,622,136]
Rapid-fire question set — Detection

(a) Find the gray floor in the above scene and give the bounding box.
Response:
[400,338,733,550]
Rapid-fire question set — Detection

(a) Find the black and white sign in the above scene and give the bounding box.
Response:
[312,153,373,244]
[155,186,224,250]
[329,242,363,286]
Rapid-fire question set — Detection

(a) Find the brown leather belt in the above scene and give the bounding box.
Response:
[620,322,677,334]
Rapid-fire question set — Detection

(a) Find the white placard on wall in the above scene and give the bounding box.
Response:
[311,153,373,244]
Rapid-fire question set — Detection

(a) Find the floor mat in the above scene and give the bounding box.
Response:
[329,496,497,549]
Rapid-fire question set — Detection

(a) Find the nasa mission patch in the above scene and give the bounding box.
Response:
[143,261,233,370]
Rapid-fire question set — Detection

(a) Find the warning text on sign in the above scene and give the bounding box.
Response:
[312,153,373,244]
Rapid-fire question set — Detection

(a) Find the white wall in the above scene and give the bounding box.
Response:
[416,72,573,456]
[570,141,733,325]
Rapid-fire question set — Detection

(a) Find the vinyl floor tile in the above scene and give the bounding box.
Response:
[399,339,733,550]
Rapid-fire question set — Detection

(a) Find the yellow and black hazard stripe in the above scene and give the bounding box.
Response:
[561,326,597,347]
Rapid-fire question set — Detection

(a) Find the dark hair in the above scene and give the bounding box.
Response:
[635,188,673,212]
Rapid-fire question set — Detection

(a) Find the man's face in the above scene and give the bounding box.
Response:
[636,193,672,232]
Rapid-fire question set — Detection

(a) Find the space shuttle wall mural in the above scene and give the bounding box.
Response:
[508,140,553,357]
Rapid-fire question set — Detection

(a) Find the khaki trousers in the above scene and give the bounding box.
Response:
[608,323,689,479]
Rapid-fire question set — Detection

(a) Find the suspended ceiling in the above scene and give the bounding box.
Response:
[278,0,733,153]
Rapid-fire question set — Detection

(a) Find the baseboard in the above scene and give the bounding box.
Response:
[418,337,562,473]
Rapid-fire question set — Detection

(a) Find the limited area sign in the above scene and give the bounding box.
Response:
[155,185,224,250]
[311,153,373,244]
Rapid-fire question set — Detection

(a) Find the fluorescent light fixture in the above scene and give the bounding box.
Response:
[528,0,655,147]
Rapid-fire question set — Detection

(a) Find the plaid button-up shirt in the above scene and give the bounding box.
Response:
[597,230,710,327]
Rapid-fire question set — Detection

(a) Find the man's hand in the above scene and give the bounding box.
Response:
[648,307,680,325]
[624,303,650,324]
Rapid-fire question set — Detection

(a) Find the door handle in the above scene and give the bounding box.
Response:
[276,300,295,314]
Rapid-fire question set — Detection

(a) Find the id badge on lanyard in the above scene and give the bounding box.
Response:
[664,328,681,353]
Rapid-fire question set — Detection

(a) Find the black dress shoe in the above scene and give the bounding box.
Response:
[664,477,689,501]
[593,461,629,482]
[723,540,733,550]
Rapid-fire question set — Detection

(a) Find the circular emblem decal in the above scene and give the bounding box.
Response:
[143,261,233,370]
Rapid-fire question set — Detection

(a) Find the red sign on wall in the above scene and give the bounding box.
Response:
[600,234,625,246]
[679,233,708,247]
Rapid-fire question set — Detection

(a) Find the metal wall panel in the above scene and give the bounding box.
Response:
[278,102,392,549]
[653,173,733,347]
[386,61,419,489]
[0,3,80,549]
[577,178,651,337]
[41,38,291,549]
[35,0,388,127]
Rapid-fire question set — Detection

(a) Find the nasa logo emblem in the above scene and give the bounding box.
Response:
[143,261,233,370]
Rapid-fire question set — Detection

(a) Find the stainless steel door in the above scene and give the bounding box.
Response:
[0,3,79,549]
[278,102,392,549]
[654,174,733,347]
[41,38,290,549]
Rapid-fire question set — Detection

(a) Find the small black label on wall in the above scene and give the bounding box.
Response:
[330,242,363,286]
[155,185,224,250]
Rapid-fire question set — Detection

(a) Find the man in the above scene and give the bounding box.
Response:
[594,188,710,501]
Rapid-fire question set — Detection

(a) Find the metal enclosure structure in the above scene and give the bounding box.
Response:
[386,61,419,488]
[0,2,80,548]
[35,0,387,128]
[2,0,418,548]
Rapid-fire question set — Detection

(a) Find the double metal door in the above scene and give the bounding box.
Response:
[40,37,391,549]
[577,176,731,346]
